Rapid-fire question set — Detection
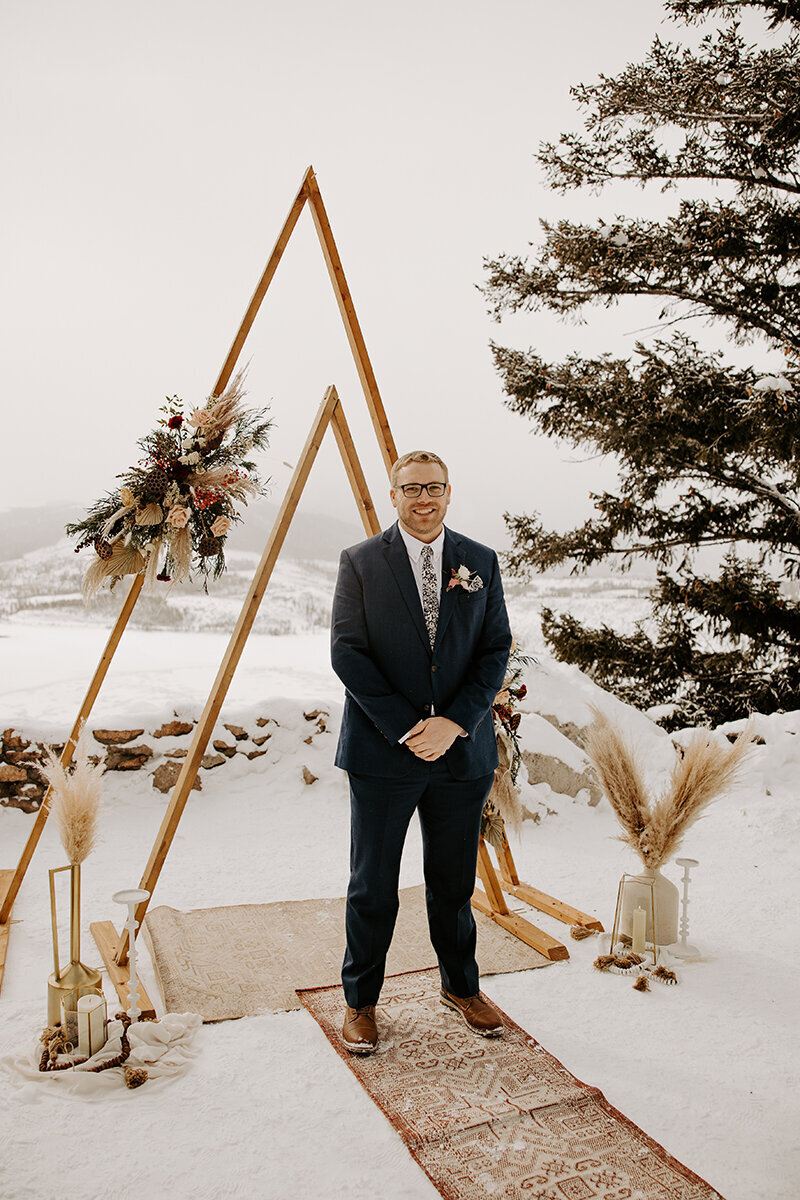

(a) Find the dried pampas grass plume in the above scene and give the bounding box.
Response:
[584,706,756,869]
[583,708,653,861]
[647,723,756,866]
[81,556,109,602]
[206,368,248,435]
[168,525,193,585]
[40,727,103,865]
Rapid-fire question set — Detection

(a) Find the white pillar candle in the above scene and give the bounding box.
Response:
[632,905,646,955]
[77,992,108,1057]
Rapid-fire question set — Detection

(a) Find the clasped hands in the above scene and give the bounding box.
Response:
[404,716,463,761]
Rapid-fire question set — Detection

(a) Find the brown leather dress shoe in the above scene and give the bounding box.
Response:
[341,1005,378,1054]
[440,989,504,1037]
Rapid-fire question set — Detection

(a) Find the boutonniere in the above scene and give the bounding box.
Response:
[447,564,484,593]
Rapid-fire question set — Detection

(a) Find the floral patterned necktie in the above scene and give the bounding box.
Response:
[421,545,439,648]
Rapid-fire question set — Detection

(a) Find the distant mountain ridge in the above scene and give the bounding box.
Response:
[0,502,364,564]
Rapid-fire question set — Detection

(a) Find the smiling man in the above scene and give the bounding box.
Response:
[330,450,513,1054]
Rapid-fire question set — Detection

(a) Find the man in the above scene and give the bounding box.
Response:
[330,449,513,1054]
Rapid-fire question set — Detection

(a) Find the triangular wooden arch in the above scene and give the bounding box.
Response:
[0,166,599,1006]
[0,164,395,987]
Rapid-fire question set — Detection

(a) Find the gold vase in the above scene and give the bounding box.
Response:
[47,864,102,1030]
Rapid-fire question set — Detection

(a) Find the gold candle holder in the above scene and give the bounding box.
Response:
[609,872,661,965]
[47,864,102,1031]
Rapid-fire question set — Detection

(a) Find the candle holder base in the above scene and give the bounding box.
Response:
[667,941,700,959]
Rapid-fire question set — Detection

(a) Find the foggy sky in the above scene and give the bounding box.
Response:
[2,1,779,548]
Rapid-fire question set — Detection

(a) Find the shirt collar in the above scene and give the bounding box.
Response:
[397,522,445,563]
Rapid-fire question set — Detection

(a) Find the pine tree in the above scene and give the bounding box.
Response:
[483,0,800,729]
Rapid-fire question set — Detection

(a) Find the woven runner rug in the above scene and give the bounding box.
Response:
[142,885,549,1020]
[299,968,725,1200]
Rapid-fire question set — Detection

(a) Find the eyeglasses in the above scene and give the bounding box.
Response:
[396,482,447,498]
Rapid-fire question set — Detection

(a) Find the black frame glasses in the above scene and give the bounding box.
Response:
[396,482,447,498]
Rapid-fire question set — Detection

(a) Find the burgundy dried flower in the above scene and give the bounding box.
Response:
[168,415,183,429]
[156,570,172,582]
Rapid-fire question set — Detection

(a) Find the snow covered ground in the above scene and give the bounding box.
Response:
[1,618,798,1200]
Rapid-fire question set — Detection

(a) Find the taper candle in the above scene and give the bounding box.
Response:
[632,905,646,954]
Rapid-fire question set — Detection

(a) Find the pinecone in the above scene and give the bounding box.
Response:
[142,467,169,500]
[197,534,221,557]
[94,538,113,561]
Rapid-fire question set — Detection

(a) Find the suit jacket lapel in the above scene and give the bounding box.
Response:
[434,528,462,650]
[383,524,431,654]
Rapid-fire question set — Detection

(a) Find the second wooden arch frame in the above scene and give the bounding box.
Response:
[0,164,601,1010]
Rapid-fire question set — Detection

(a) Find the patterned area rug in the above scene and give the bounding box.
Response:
[299,969,725,1200]
[142,885,549,1020]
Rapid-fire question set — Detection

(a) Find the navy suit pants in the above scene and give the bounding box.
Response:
[342,761,495,1008]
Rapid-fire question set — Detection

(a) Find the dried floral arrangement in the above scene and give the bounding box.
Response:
[481,643,533,849]
[40,728,104,865]
[65,371,272,595]
[583,707,754,870]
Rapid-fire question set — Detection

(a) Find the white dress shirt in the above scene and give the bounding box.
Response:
[396,523,464,743]
[397,523,444,607]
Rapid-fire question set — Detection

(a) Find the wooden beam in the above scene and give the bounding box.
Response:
[500,880,604,931]
[495,829,603,930]
[4,168,402,996]
[211,166,312,397]
[90,921,157,1019]
[496,835,520,886]
[471,887,569,961]
[111,386,342,965]
[0,870,13,992]
[305,168,397,474]
[0,574,145,929]
[476,838,509,915]
[330,401,382,537]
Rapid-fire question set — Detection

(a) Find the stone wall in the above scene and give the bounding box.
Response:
[0,709,329,812]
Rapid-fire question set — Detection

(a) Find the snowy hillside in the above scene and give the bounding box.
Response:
[0,622,797,1200]
[0,536,656,643]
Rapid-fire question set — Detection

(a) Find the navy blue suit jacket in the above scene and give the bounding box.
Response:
[331,522,512,779]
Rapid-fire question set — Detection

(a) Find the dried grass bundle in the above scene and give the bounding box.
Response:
[583,708,654,862]
[81,557,109,602]
[647,725,755,866]
[206,369,248,434]
[168,525,193,584]
[584,707,755,869]
[41,728,103,865]
[101,501,135,540]
[143,539,164,590]
[494,730,524,831]
[188,464,259,504]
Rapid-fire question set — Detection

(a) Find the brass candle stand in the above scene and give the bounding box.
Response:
[610,873,661,965]
[48,864,103,1037]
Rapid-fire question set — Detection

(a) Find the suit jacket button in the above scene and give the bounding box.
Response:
[431,664,438,672]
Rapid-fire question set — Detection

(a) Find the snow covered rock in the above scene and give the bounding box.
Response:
[152,761,201,794]
[515,655,674,806]
[518,713,602,805]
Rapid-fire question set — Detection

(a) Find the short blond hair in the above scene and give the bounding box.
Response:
[390,450,449,487]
